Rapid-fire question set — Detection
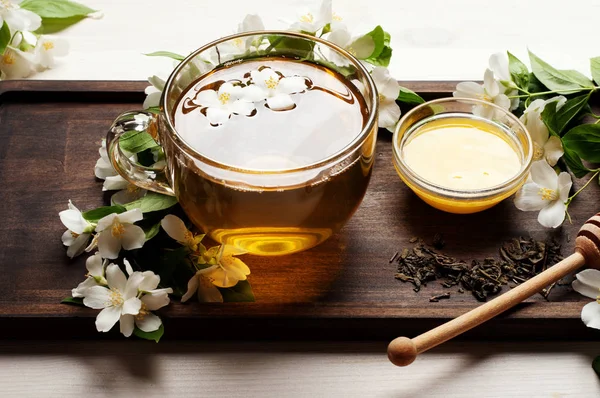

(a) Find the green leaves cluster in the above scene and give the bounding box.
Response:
[505,51,600,180]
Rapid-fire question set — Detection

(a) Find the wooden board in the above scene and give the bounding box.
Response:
[0,80,598,341]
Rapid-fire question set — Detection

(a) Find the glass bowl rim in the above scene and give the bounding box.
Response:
[392,97,533,199]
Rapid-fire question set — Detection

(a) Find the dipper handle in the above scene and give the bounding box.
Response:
[388,213,600,367]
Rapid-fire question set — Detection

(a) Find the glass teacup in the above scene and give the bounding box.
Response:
[107,31,379,256]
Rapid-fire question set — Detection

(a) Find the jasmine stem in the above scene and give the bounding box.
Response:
[515,86,531,95]
[565,169,600,207]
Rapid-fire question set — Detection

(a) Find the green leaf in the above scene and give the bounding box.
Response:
[563,124,600,162]
[529,51,585,93]
[539,96,588,138]
[591,57,600,86]
[146,106,161,115]
[82,205,126,223]
[61,297,84,306]
[356,26,392,66]
[119,130,158,154]
[144,221,161,241]
[592,355,600,377]
[558,70,594,88]
[554,93,591,135]
[133,324,164,342]
[383,31,391,46]
[35,16,85,34]
[145,51,185,61]
[397,86,425,105]
[124,192,178,213]
[218,280,255,302]
[364,45,391,67]
[265,35,315,59]
[361,26,385,59]
[541,101,559,137]
[160,246,191,268]
[21,0,96,18]
[0,22,10,55]
[527,73,546,95]
[562,145,591,178]
[507,51,529,89]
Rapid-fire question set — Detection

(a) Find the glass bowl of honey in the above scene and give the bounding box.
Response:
[392,97,533,214]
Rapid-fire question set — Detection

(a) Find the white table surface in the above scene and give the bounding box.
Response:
[3,0,600,397]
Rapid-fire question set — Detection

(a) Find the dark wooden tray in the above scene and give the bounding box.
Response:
[1,80,598,341]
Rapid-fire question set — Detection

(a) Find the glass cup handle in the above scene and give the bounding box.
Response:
[106,111,175,196]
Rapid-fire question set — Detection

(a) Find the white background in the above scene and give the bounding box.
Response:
[4,0,600,396]
[36,0,600,82]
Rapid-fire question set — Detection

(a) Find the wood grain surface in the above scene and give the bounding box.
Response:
[0,80,598,341]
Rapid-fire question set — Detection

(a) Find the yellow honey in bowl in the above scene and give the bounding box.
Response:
[402,117,521,191]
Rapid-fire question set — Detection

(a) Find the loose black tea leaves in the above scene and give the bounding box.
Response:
[393,237,563,302]
[429,293,451,302]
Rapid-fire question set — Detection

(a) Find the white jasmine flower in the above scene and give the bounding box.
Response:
[289,0,333,34]
[60,200,94,258]
[243,67,308,111]
[143,74,166,109]
[572,269,600,330]
[519,96,566,166]
[122,259,173,332]
[0,46,35,79]
[161,214,205,252]
[325,26,376,60]
[236,14,265,37]
[34,36,69,69]
[489,52,511,82]
[193,82,256,125]
[218,14,267,59]
[453,69,511,119]
[95,139,116,179]
[181,272,223,303]
[72,252,108,297]
[94,139,147,204]
[200,245,250,288]
[95,209,146,259]
[83,264,144,337]
[371,67,401,132]
[110,184,147,206]
[133,114,151,124]
[488,52,519,110]
[514,160,572,228]
[0,0,41,32]
[182,245,249,302]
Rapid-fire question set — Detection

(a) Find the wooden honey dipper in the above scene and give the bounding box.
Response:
[388,213,600,367]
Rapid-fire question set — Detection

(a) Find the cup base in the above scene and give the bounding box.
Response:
[210,227,333,256]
